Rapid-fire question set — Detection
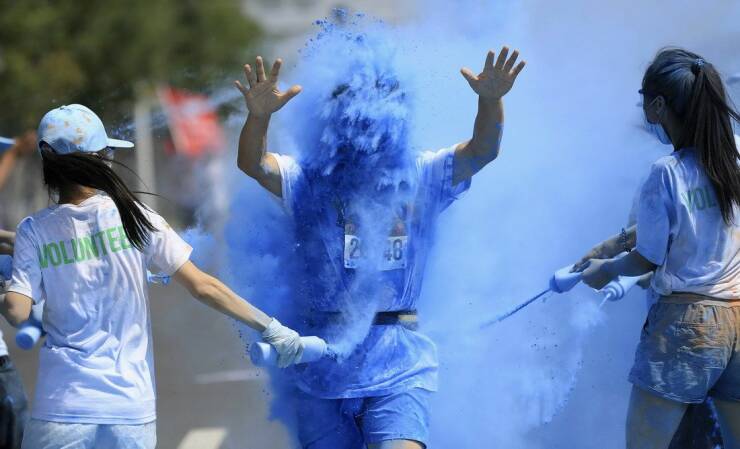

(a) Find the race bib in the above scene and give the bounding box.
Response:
[344,235,408,271]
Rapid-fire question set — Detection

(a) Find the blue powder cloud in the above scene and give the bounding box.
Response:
[182,2,740,447]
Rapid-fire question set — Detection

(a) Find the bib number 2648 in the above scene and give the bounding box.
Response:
[344,235,408,271]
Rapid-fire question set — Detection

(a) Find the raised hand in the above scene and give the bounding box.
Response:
[234,56,302,117]
[461,46,526,100]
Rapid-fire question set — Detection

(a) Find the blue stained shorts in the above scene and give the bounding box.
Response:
[21,419,156,449]
[629,294,740,403]
[291,388,431,448]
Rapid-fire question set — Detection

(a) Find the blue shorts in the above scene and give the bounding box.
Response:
[21,419,156,449]
[291,388,431,448]
[629,295,740,403]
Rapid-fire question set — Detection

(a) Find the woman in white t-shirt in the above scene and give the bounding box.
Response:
[0,104,305,449]
[579,49,740,448]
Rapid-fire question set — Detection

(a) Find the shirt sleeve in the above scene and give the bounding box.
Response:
[272,153,306,216]
[627,174,650,227]
[7,218,44,303]
[143,212,193,275]
[418,144,471,213]
[636,161,674,266]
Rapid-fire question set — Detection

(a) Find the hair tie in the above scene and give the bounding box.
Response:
[692,58,705,74]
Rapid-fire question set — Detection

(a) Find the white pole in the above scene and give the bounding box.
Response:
[134,90,156,209]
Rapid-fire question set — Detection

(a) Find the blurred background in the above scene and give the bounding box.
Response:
[0,0,415,230]
[0,1,738,449]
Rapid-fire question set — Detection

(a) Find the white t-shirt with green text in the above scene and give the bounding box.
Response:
[636,136,740,299]
[8,194,191,424]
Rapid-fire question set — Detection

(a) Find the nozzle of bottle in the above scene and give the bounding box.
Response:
[549,265,583,294]
[16,322,42,350]
[16,303,44,350]
[250,336,328,367]
[600,276,641,302]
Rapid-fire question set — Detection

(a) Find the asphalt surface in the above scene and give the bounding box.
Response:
[2,282,292,449]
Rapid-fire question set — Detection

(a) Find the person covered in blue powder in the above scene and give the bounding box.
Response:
[578,49,740,449]
[0,104,306,449]
[233,25,526,449]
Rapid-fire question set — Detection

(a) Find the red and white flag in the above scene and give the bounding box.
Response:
[158,87,225,158]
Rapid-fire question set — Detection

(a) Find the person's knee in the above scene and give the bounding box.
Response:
[626,387,688,449]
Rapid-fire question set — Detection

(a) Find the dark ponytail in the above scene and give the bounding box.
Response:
[642,48,740,224]
[41,148,156,250]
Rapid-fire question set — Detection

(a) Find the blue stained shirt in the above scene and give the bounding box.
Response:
[636,136,740,299]
[273,144,470,398]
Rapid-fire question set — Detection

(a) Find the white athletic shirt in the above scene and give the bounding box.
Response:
[636,136,740,299]
[8,194,192,424]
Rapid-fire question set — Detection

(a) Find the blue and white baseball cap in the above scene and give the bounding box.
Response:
[37,104,133,154]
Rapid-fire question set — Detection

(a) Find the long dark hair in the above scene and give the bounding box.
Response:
[642,48,740,224]
[41,147,156,250]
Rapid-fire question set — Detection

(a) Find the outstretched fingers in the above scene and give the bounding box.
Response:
[484,50,495,70]
[460,67,478,87]
[244,64,256,88]
[503,50,519,72]
[234,63,255,94]
[279,85,303,106]
[256,56,266,82]
[234,80,248,95]
[495,46,509,70]
[269,59,283,84]
[510,60,526,79]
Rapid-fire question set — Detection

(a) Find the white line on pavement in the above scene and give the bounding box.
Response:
[178,427,228,449]
[193,368,265,384]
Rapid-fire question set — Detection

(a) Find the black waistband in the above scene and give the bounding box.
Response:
[373,310,417,321]
[312,310,418,329]
[373,310,418,329]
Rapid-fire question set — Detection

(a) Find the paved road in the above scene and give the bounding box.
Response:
[2,282,292,449]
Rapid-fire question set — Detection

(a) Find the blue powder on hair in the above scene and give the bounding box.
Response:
[290,14,415,194]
